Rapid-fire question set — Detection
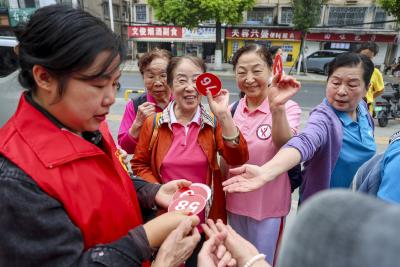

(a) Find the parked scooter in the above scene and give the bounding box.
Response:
[375,83,400,127]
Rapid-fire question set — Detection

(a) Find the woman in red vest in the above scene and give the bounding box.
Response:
[0,5,201,266]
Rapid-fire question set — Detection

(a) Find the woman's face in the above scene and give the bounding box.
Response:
[235,51,271,99]
[326,64,367,113]
[143,57,170,103]
[171,58,203,113]
[41,51,121,134]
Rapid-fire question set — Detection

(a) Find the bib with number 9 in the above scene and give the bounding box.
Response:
[195,73,222,96]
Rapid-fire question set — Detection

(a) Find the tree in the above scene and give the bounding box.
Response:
[379,0,400,22]
[148,0,256,69]
[291,0,324,74]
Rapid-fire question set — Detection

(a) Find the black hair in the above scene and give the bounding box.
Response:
[14,4,125,95]
[269,46,282,57]
[167,56,206,87]
[357,41,379,56]
[232,44,273,70]
[327,52,374,89]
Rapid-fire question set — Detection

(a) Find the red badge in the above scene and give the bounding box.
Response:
[168,195,206,216]
[195,73,222,96]
[273,54,283,82]
[172,185,208,201]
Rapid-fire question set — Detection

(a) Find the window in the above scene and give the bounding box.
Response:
[328,7,367,27]
[374,8,386,29]
[135,4,147,22]
[137,42,148,53]
[18,0,36,8]
[103,4,120,19]
[247,8,274,25]
[281,7,293,24]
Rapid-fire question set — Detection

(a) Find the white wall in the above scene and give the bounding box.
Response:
[304,41,320,57]
[374,43,388,68]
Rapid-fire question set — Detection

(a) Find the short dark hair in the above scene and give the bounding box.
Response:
[14,5,125,96]
[232,44,273,70]
[357,42,379,56]
[138,48,172,75]
[167,56,206,87]
[327,52,374,89]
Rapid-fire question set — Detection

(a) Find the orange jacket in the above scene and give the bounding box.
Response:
[131,105,249,222]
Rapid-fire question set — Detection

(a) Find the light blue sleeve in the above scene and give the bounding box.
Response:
[377,141,400,203]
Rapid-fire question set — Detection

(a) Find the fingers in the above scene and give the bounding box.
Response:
[222,175,245,187]
[228,165,246,176]
[223,179,255,193]
[206,90,214,103]
[276,75,301,90]
[218,251,233,267]
[174,179,192,189]
[174,218,198,239]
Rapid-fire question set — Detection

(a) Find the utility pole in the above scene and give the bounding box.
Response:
[108,0,114,31]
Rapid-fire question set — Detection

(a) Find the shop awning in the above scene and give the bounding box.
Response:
[130,38,220,43]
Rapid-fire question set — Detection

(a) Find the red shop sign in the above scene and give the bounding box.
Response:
[226,28,301,40]
[128,25,183,38]
[306,32,397,43]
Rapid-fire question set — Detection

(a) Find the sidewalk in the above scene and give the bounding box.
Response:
[121,59,400,84]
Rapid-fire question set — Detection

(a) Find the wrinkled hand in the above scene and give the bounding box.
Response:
[268,74,301,111]
[213,221,264,267]
[198,232,236,267]
[207,89,230,117]
[222,164,268,193]
[155,179,192,208]
[134,102,155,126]
[153,218,201,267]
[201,219,236,267]
[143,212,199,248]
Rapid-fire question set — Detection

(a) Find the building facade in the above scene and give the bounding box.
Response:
[229,0,399,67]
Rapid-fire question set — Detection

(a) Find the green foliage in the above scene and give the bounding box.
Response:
[291,0,324,33]
[379,0,400,22]
[148,0,256,28]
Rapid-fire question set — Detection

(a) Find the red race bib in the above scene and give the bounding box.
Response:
[195,73,222,96]
[168,195,206,216]
[172,183,211,201]
[273,54,283,82]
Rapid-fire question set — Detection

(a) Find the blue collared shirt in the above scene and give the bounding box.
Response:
[328,100,376,188]
[378,139,400,203]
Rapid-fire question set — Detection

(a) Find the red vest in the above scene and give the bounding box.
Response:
[0,94,143,251]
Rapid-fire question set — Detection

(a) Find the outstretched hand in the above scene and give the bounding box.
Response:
[222,164,268,193]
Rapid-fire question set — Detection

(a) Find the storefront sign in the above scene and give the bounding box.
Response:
[306,32,397,43]
[226,28,301,40]
[128,26,183,38]
[183,27,218,40]
[9,8,36,27]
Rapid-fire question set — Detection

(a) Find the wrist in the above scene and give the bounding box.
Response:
[243,254,266,267]
[215,110,231,121]
[269,103,285,113]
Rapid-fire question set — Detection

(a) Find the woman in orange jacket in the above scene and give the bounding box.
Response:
[131,56,248,266]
